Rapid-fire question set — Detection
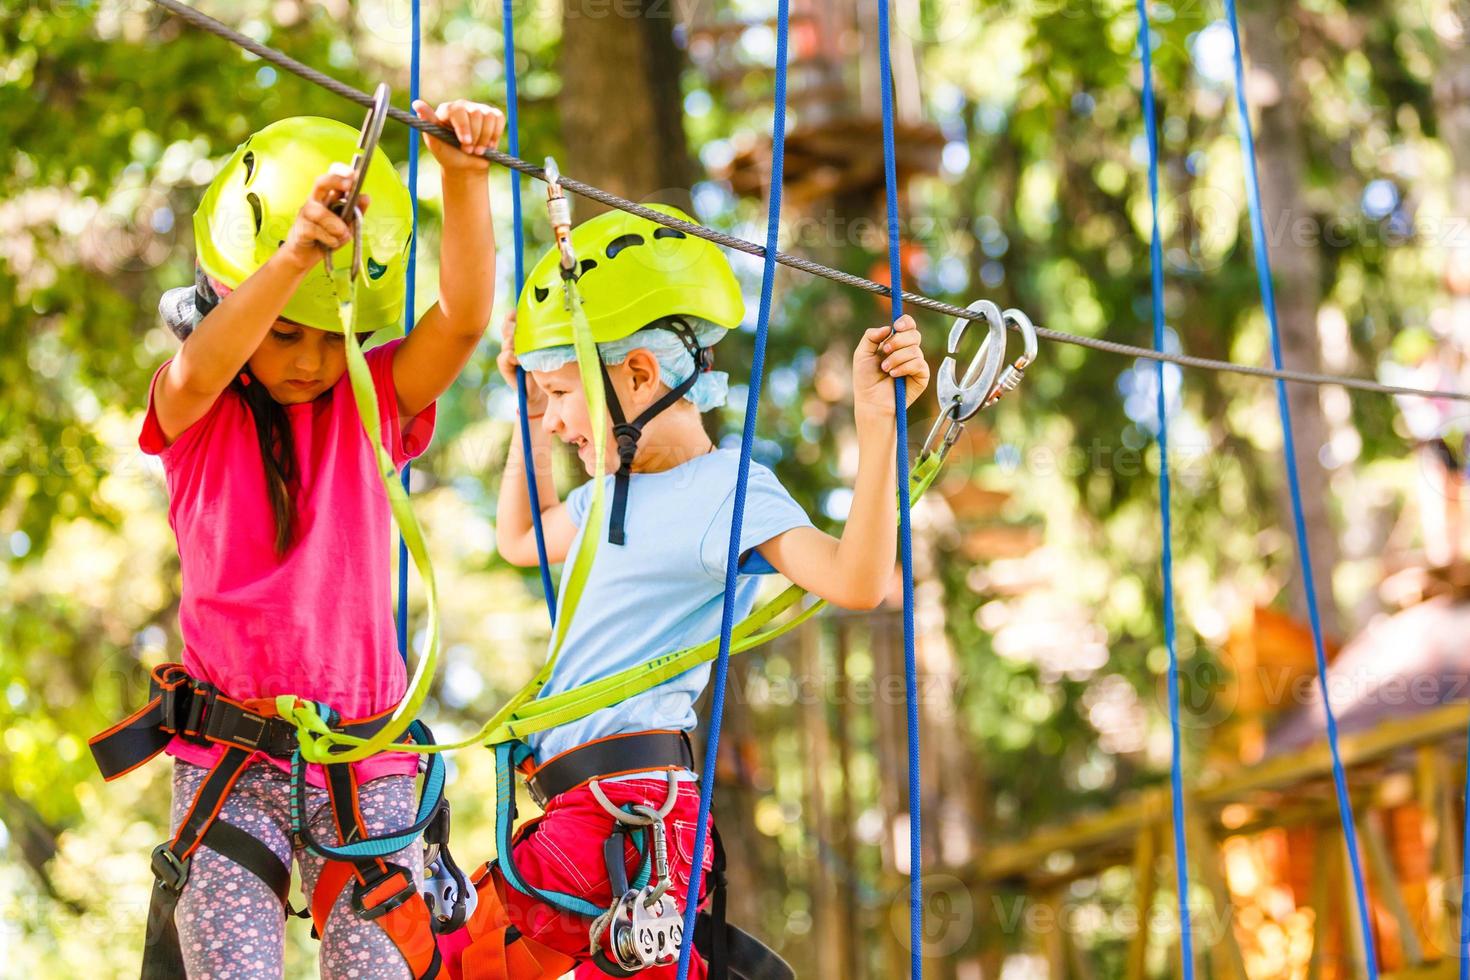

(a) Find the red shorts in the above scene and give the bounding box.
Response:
[497,775,714,979]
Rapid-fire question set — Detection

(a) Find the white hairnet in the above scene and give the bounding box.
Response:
[517,318,731,411]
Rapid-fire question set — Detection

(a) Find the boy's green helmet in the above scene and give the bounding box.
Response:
[514,204,744,355]
[193,116,414,334]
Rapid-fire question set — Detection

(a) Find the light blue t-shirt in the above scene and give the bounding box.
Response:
[526,448,814,763]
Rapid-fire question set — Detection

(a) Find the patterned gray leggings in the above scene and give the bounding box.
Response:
[169,759,423,979]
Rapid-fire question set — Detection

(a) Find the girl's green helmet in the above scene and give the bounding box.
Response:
[514,204,744,355]
[193,116,414,334]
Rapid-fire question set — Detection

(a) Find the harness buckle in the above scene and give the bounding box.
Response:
[351,864,417,921]
[206,707,269,752]
[149,844,190,893]
[182,683,218,741]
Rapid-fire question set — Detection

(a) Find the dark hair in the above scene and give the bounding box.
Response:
[232,368,298,555]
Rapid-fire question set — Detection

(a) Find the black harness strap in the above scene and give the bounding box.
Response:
[90,664,396,781]
[142,745,254,980]
[525,730,692,806]
[200,819,292,905]
[596,319,709,545]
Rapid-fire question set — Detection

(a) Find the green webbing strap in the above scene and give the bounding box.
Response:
[275,251,442,764]
[278,272,610,760]
[483,449,948,744]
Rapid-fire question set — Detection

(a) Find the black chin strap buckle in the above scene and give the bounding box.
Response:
[613,424,641,470]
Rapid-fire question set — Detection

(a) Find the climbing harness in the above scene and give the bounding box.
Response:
[457,730,792,980]
[88,665,466,979]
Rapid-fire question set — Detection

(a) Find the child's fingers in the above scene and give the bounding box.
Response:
[485,105,508,151]
[881,346,926,377]
[311,168,353,204]
[300,202,351,248]
[437,101,473,149]
[862,325,892,350]
[881,328,922,355]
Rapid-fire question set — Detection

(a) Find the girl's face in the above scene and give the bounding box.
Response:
[247,322,364,404]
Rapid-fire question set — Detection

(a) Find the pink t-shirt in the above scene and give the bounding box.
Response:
[140,339,435,786]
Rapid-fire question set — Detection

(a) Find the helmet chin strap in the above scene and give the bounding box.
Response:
[597,318,711,546]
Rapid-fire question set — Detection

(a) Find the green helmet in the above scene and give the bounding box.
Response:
[193,116,413,334]
[514,204,744,356]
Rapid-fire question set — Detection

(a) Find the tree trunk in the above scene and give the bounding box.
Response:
[1242,4,1343,637]
[558,0,696,213]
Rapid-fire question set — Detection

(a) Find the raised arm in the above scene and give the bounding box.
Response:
[755,314,929,609]
[152,169,357,444]
[494,312,578,566]
[393,99,502,420]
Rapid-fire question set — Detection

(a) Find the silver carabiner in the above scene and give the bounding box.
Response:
[542,156,577,279]
[919,299,1007,460]
[983,308,1038,410]
[323,82,389,292]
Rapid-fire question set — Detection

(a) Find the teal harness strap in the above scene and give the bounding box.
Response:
[287,709,447,862]
[491,742,651,920]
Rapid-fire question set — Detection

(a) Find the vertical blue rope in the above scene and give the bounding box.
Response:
[395,0,422,661]
[1221,2,1379,972]
[502,0,556,620]
[875,0,923,973]
[1134,3,1194,971]
[674,1,790,975]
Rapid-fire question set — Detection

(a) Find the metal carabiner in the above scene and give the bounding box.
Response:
[983,308,1038,410]
[919,299,1007,461]
[323,82,389,295]
[542,156,577,281]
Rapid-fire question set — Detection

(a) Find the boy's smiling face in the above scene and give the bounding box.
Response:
[532,363,604,475]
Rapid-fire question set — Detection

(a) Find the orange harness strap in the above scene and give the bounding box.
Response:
[454,864,576,980]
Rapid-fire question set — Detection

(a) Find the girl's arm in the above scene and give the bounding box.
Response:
[755,315,929,609]
[494,312,578,566]
[393,99,503,420]
[152,169,357,444]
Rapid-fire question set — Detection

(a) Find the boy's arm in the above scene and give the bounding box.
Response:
[755,315,928,610]
[154,169,356,444]
[393,99,502,420]
[497,417,578,566]
[493,311,577,566]
[754,415,896,609]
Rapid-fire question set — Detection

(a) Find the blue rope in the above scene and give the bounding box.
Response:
[1134,4,1194,971]
[501,0,556,619]
[1221,2,1379,971]
[875,0,923,972]
[674,0,790,974]
[395,0,422,662]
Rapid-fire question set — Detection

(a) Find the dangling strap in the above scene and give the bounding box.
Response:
[598,320,707,545]
[142,747,255,980]
[491,742,651,920]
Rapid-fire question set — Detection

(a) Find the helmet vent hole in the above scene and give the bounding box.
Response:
[246,192,263,235]
[579,258,598,275]
[534,286,549,303]
[653,227,686,240]
[605,233,644,259]
[242,151,256,185]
